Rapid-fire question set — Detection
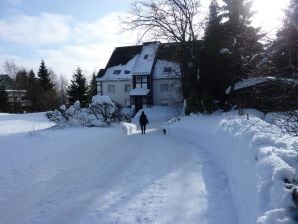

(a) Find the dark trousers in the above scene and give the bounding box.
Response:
[141,125,146,134]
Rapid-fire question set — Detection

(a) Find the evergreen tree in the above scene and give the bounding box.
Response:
[200,0,228,101]
[67,67,89,107]
[37,60,58,111]
[88,72,97,102]
[221,0,262,81]
[27,70,39,111]
[0,84,9,112]
[271,0,298,76]
[199,0,262,110]
[15,69,28,90]
[38,60,54,91]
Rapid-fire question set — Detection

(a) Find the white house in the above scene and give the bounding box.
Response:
[96,42,182,111]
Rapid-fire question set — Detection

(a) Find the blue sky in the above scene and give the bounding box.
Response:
[0,0,290,80]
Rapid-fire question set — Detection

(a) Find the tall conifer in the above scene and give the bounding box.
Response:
[271,0,298,76]
[67,67,89,107]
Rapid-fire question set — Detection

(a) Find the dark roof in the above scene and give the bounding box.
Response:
[97,45,142,78]
[106,45,142,68]
[0,75,14,89]
[97,41,203,78]
[97,69,105,78]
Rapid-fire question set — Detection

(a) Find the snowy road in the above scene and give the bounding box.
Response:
[0,111,238,224]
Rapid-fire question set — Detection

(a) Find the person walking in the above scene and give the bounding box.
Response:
[139,111,149,135]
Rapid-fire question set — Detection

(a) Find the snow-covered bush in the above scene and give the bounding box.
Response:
[88,95,116,126]
[47,96,132,127]
[47,101,89,126]
[46,105,70,124]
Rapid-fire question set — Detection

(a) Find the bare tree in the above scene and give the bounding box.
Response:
[123,0,205,99]
[274,111,298,136]
[3,60,20,78]
[123,0,202,42]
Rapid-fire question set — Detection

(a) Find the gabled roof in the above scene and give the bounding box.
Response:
[106,45,142,68]
[97,42,182,81]
[97,45,142,79]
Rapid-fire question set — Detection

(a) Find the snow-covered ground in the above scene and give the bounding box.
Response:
[0,108,297,223]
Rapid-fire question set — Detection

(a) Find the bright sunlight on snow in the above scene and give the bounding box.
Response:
[0,107,297,224]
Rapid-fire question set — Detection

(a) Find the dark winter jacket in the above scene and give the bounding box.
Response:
[139,112,149,126]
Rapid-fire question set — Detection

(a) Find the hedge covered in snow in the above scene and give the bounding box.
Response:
[47,95,133,127]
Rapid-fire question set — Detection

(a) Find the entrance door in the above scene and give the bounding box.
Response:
[135,96,143,111]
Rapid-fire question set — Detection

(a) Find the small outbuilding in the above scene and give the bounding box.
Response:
[226,76,298,113]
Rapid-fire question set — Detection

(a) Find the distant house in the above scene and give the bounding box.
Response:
[226,76,298,112]
[96,42,182,111]
[0,74,30,112]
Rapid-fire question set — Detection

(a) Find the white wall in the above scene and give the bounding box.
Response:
[101,80,132,107]
[153,79,182,106]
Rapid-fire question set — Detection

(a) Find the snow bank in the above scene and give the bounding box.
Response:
[168,110,298,224]
[0,113,55,136]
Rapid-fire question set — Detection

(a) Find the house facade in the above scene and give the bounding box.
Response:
[0,74,30,112]
[96,42,182,111]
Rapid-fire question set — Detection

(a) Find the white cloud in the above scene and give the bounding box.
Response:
[0,12,139,79]
[73,12,137,44]
[0,13,73,46]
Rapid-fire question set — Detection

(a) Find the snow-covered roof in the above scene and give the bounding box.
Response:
[98,55,138,81]
[132,43,159,76]
[226,76,298,94]
[98,42,181,82]
[5,90,27,93]
[130,88,150,96]
[153,60,181,79]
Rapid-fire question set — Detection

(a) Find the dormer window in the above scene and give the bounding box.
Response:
[113,70,121,75]
[143,54,149,59]
[124,70,130,74]
[163,67,171,73]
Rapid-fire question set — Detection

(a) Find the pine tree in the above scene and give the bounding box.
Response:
[36,60,58,111]
[88,72,97,102]
[38,60,54,91]
[27,70,39,111]
[15,69,28,90]
[200,0,229,101]
[271,0,298,76]
[67,67,89,107]
[221,0,262,81]
[0,84,9,112]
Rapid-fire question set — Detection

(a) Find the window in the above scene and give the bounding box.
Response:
[135,75,148,88]
[163,67,171,73]
[124,84,131,92]
[136,76,141,83]
[124,70,130,74]
[143,54,149,59]
[142,76,147,83]
[107,85,115,93]
[160,84,169,92]
[113,70,121,75]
